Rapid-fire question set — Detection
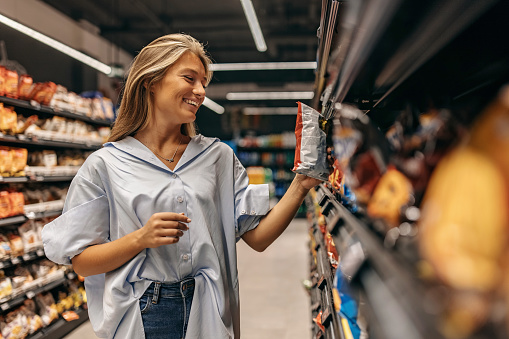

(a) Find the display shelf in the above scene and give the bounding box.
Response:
[0,209,63,228]
[0,95,112,127]
[0,272,66,312]
[317,0,508,117]
[314,184,444,339]
[1,175,75,184]
[27,307,89,339]
[0,134,102,150]
[0,249,46,270]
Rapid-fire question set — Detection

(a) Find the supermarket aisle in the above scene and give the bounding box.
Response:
[64,218,311,339]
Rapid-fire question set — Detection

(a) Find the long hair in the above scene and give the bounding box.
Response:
[108,34,213,142]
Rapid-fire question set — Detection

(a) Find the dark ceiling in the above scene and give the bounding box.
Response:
[36,0,321,138]
[39,0,320,82]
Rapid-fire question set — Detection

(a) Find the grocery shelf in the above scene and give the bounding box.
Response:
[28,307,89,339]
[0,248,46,270]
[0,209,63,228]
[1,175,75,183]
[237,146,295,152]
[315,184,444,339]
[0,134,102,150]
[0,95,112,126]
[0,273,66,313]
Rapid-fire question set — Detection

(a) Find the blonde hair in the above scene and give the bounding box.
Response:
[108,33,213,142]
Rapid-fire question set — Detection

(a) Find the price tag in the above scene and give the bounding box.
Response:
[22,254,31,261]
[0,303,9,311]
[26,291,35,299]
[67,272,76,280]
[36,249,45,257]
[11,257,21,265]
[0,262,5,269]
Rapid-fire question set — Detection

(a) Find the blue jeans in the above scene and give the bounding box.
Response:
[139,278,195,339]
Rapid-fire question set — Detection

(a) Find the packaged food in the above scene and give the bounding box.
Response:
[419,146,508,337]
[0,105,17,134]
[0,235,12,259]
[0,191,11,219]
[3,69,18,99]
[292,102,330,181]
[367,166,413,229]
[9,233,25,257]
[10,148,27,176]
[15,114,38,134]
[17,74,33,100]
[8,192,24,217]
[332,104,391,204]
[0,66,5,96]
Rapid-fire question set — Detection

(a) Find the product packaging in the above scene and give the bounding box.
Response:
[292,102,330,181]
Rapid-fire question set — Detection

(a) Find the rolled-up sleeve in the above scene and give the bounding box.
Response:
[42,174,110,265]
[233,156,270,239]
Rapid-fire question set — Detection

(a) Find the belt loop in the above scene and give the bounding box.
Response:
[152,282,161,304]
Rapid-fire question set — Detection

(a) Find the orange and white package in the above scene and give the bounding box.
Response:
[0,147,13,176]
[8,192,24,216]
[367,166,413,228]
[3,68,18,99]
[18,74,33,100]
[10,148,27,176]
[0,104,17,134]
[0,191,10,219]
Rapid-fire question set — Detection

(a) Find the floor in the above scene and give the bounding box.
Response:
[63,218,312,339]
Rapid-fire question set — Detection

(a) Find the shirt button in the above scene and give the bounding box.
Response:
[182,254,189,260]
[172,174,177,179]
[177,196,184,203]
[241,210,246,215]
[250,210,256,215]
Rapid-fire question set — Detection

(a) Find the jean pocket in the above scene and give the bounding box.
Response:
[139,293,152,314]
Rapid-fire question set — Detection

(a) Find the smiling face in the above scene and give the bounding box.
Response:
[150,51,207,128]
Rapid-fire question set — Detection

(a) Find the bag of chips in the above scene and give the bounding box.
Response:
[292,102,330,180]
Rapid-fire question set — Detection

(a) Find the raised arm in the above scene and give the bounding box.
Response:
[241,174,321,252]
[72,212,190,277]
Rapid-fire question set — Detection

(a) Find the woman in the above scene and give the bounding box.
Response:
[42,33,321,339]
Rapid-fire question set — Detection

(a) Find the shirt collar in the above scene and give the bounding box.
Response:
[103,135,219,172]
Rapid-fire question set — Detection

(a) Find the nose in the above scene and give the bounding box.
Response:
[193,82,206,97]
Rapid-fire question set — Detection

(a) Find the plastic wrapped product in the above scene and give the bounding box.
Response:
[292,102,330,181]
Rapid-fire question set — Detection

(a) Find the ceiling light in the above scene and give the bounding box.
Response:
[243,107,297,115]
[210,62,317,71]
[240,0,267,52]
[226,91,314,100]
[202,97,225,114]
[0,13,112,75]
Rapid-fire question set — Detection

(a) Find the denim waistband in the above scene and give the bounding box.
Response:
[146,277,195,304]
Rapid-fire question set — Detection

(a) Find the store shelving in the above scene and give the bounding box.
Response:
[1,78,101,339]
[0,96,112,127]
[308,0,509,338]
[27,307,89,339]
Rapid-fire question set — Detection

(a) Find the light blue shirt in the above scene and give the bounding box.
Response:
[41,135,270,338]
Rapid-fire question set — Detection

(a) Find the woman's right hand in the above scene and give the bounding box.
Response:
[136,212,190,248]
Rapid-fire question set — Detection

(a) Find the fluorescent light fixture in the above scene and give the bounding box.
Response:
[226,91,314,100]
[0,13,112,75]
[240,0,267,52]
[243,107,297,115]
[202,97,225,114]
[210,62,317,71]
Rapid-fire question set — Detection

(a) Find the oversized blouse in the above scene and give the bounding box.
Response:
[41,135,270,338]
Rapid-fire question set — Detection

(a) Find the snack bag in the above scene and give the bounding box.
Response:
[17,75,33,100]
[292,102,329,180]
